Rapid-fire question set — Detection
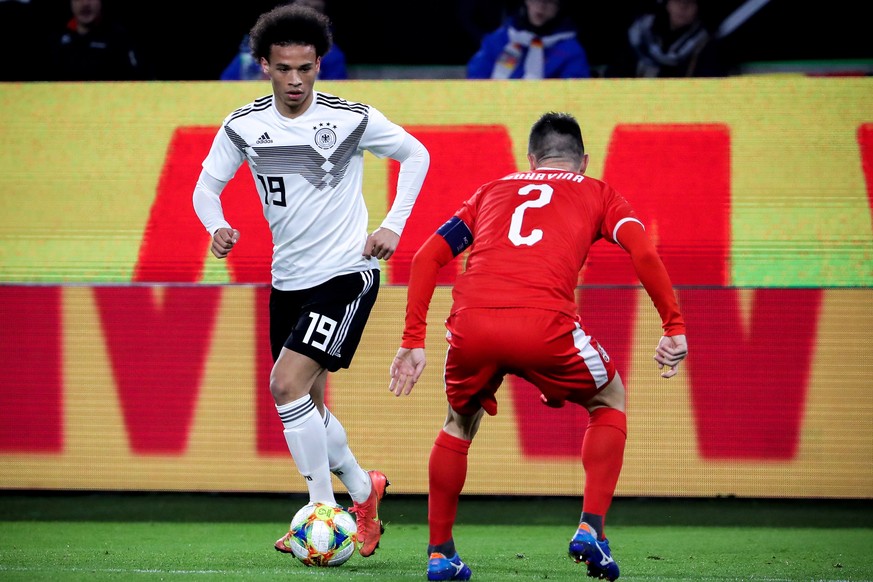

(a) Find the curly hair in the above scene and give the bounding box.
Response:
[249,4,333,62]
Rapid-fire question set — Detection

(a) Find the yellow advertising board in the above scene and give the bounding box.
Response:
[0,78,871,498]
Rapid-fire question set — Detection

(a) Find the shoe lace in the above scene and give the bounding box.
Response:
[350,499,375,525]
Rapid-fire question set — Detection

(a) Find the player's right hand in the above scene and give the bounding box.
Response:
[654,334,688,378]
[389,347,426,396]
[211,228,240,259]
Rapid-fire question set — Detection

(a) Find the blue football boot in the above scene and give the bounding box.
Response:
[427,552,472,581]
[568,523,620,581]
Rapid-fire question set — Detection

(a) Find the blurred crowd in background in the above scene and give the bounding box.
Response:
[1,0,870,82]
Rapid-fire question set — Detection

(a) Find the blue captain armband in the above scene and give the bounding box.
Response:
[436,216,473,257]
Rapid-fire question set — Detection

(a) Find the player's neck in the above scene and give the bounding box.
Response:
[275,91,315,120]
[534,163,578,172]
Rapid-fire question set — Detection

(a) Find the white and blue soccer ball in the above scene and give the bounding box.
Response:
[285,502,357,567]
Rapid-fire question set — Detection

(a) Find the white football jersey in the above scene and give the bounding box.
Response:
[202,91,412,290]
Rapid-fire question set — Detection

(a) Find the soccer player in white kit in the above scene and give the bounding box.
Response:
[192,4,430,558]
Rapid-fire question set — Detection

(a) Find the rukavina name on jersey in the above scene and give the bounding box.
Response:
[502,171,585,182]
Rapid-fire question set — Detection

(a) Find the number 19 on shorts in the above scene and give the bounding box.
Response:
[303,312,337,351]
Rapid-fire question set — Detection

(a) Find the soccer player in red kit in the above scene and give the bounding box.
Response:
[388,112,688,581]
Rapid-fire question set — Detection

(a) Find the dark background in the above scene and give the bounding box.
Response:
[3,0,871,81]
[3,490,873,527]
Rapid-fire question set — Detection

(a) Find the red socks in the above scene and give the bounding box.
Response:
[428,430,471,546]
[426,408,624,545]
[581,407,627,531]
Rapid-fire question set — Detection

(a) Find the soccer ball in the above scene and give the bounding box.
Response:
[284,502,357,567]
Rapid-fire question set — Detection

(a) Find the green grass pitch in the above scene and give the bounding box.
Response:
[1,493,871,581]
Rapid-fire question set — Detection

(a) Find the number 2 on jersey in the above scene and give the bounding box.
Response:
[508,184,553,246]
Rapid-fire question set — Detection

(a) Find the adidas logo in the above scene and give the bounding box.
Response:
[255,132,272,145]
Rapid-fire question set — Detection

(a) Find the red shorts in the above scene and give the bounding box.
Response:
[443,308,616,416]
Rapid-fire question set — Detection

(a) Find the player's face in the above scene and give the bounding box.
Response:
[262,44,321,119]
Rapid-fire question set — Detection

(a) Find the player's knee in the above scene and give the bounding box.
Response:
[585,375,626,412]
[444,407,483,440]
[269,372,307,403]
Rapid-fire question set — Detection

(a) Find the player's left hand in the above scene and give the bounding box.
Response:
[389,347,426,396]
[654,334,688,378]
[363,227,400,260]
[539,394,566,408]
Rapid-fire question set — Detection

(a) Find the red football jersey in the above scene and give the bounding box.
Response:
[450,168,639,318]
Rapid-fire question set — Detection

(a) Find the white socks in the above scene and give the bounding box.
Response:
[324,408,372,503]
[276,396,371,505]
[276,395,335,504]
